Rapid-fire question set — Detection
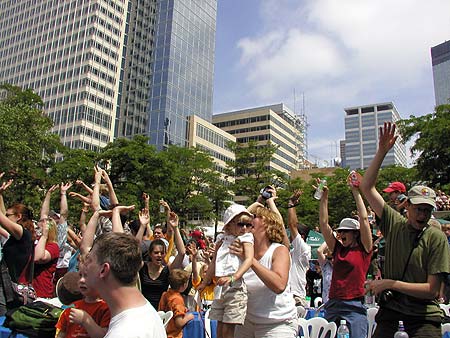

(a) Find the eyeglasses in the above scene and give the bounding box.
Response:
[337,229,352,234]
[5,213,15,217]
[237,222,252,228]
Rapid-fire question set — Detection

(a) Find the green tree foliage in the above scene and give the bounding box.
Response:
[0,84,63,208]
[397,104,450,188]
[227,140,288,202]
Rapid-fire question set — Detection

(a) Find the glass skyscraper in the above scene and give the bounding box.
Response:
[431,40,450,107]
[118,0,217,149]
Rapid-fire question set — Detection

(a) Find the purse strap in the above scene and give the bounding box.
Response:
[19,247,35,284]
[399,226,427,281]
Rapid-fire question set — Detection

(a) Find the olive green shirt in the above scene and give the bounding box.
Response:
[380,203,450,319]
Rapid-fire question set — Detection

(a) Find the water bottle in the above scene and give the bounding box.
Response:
[314,178,327,200]
[337,319,350,338]
[393,321,409,338]
[159,200,165,213]
[364,274,375,308]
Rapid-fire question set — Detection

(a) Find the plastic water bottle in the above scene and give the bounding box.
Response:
[314,178,327,200]
[394,321,409,338]
[337,319,350,338]
[159,200,165,213]
[364,274,375,308]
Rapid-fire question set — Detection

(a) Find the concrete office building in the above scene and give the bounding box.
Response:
[212,103,308,177]
[0,1,129,151]
[431,40,450,106]
[0,0,217,151]
[343,102,407,170]
[187,114,235,183]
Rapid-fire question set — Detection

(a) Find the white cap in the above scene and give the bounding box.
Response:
[223,204,252,226]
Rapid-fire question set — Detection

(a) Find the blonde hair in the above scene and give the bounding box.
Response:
[254,207,284,244]
[46,218,58,243]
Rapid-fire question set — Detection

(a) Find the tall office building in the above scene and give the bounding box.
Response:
[0,0,217,151]
[431,40,450,106]
[0,1,129,151]
[212,103,308,176]
[343,102,407,170]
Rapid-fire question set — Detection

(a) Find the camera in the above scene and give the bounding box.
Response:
[260,186,272,199]
[378,289,396,306]
[397,194,407,203]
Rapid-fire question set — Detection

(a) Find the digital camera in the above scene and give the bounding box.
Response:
[260,186,272,199]
[378,289,396,306]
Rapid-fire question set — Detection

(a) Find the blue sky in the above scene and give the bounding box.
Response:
[212,0,450,166]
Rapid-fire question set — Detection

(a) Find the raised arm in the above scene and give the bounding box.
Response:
[34,219,52,263]
[348,172,372,253]
[0,209,23,240]
[80,210,100,256]
[91,166,102,211]
[0,173,13,214]
[360,122,397,217]
[40,184,59,220]
[75,179,93,195]
[265,187,290,248]
[136,208,150,242]
[168,212,186,269]
[59,182,72,222]
[101,170,119,207]
[287,190,302,241]
[317,241,328,266]
[318,183,336,253]
[111,205,135,233]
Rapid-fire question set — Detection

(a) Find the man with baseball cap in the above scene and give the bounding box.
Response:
[360,122,449,338]
[383,181,407,212]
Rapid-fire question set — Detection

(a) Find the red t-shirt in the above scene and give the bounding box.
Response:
[32,242,59,298]
[56,299,111,337]
[329,241,371,300]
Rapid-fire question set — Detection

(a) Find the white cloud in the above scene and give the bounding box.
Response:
[235,0,450,107]
[220,0,450,162]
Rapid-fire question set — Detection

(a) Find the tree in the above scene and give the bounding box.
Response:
[0,84,63,208]
[397,104,450,188]
[227,140,288,202]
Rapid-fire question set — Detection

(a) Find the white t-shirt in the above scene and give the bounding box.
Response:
[288,233,311,298]
[215,232,254,277]
[105,302,166,338]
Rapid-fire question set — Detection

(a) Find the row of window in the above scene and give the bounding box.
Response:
[58,125,110,143]
[196,124,233,149]
[65,139,101,152]
[45,91,113,114]
[196,144,233,165]
[48,105,112,129]
[214,114,269,128]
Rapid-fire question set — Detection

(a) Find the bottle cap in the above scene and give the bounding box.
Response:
[340,319,346,325]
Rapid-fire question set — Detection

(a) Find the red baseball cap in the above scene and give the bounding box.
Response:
[383,181,406,193]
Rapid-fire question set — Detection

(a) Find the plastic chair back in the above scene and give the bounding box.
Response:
[157,310,173,328]
[440,303,450,317]
[314,297,323,308]
[298,317,337,338]
[442,322,450,335]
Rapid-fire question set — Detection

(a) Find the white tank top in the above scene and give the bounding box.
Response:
[244,242,297,323]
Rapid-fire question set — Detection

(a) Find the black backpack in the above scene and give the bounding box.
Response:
[4,301,63,338]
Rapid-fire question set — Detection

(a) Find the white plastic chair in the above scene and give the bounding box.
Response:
[367,307,378,338]
[313,297,323,308]
[298,317,337,338]
[440,303,450,316]
[442,322,450,335]
[157,310,173,328]
[297,305,307,318]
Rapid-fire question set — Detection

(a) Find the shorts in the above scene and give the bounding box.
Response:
[209,278,247,324]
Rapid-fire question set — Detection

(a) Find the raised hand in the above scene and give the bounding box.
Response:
[60,182,73,194]
[378,122,398,154]
[0,175,13,193]
[139,208,150,226]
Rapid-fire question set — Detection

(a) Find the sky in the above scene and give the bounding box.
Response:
[212,0,450,166]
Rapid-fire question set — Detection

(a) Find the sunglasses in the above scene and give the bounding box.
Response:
[237,222,253,228]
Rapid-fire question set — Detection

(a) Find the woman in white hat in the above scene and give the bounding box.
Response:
[318,173,372,338]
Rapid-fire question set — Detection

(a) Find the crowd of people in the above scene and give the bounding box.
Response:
[0,123,449,338]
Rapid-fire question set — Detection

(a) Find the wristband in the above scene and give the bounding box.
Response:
[287,203,298,208]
